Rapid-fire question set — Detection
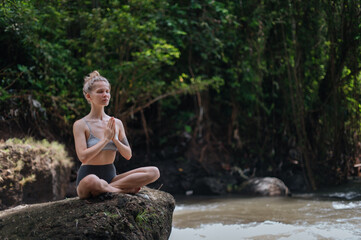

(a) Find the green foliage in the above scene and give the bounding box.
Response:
[1,0,360,189]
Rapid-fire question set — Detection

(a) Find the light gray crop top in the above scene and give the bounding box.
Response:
[83,119,117,151]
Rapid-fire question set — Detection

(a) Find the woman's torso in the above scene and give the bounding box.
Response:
[83,118,118,165]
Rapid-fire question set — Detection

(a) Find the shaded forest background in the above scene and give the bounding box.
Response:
[1,0,360,194]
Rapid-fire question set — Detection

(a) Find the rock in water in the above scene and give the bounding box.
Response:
[238,177,291,196]
[0,187,175,240]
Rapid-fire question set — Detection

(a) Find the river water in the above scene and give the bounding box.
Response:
[169,180,361,240]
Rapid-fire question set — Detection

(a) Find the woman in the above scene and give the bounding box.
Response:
[73,71,160,199]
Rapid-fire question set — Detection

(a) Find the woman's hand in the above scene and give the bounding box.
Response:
[104,117,115,141]
[110,118,132,160]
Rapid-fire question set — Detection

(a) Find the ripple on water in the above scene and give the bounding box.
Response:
[170,221,361,240]
[325,191,361,200]
[332,201,361,209]
[174,203,219,212]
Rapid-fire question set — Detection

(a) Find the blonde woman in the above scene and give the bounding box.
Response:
[73,71,160,199]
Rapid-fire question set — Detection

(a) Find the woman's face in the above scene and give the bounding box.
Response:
[87,81,111,106]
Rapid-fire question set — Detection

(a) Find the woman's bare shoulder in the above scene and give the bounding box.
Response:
[73,118,86,130]
[114,117,124,125]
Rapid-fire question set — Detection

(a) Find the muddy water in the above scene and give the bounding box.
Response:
[170,182,361,240]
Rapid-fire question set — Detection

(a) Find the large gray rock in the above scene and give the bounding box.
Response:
[0,187,175,240]
[238,177,291,196]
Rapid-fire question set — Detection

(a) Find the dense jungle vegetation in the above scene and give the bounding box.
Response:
[1,0,360,193]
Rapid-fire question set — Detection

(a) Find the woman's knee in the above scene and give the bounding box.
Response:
[77,174,108,198]
[77,175,97,198]
[148,166,160,182]
[78,174,106,192]
[80,174,98,187]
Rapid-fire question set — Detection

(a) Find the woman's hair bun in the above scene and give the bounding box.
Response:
[84,70,101,83]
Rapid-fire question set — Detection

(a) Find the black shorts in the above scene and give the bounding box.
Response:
[76,164,116,186]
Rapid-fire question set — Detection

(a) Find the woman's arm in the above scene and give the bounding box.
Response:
[113,118,132,160]
[73,119,114,163]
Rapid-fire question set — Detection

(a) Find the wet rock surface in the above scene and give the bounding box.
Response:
[238,177,291,196]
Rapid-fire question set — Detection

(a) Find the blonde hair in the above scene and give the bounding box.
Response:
[83,70,110,99]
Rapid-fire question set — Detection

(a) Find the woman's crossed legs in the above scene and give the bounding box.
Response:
[77,166,160,199]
